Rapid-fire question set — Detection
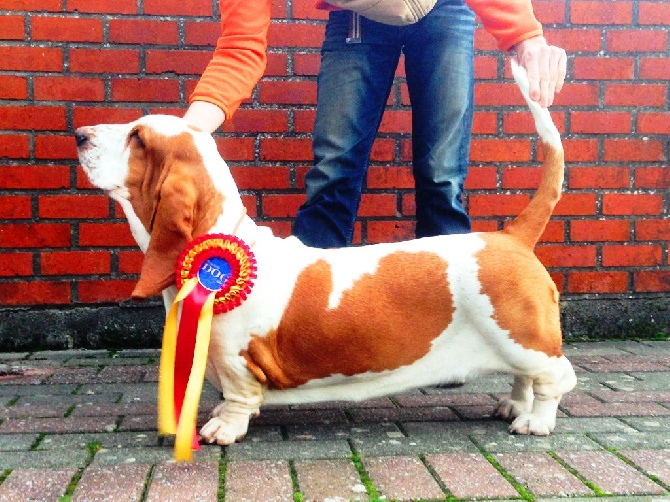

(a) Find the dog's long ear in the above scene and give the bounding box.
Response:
[131,159,196,299]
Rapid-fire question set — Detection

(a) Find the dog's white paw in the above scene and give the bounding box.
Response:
[495,397,532,420]
[509,411,554,436]
[200,417,248,445]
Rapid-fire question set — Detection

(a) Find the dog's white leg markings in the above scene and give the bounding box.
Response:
[496,376,534,420]
[507,356,576,435]
[199,356,264,445]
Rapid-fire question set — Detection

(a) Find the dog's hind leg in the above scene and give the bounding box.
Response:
[506,356,576,436]
[495,376,534,420]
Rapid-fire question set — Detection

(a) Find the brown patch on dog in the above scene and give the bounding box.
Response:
[124,126,223,298]
[244,251,455,389]
[476,233,563,358]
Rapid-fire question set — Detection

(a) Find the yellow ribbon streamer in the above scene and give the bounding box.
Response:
[174,290,215,461]
[158,277,216,461]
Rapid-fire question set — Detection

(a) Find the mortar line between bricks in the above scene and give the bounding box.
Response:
[30,432,46,450]
[139,464,157,502]
[546,450,605,496]
[218,447,227,502]
[418,453,454,501]
[468,435,533,502]
[348,440,380,501]
[0,469,11,487]
[288,459,304,502]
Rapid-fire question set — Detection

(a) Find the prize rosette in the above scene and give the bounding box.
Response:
[158,234,256,461]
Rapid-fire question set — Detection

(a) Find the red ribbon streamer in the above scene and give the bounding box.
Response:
[174,282,212,451]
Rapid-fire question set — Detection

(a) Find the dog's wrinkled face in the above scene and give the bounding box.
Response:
[74,115,225,298]
[75,115,203,198]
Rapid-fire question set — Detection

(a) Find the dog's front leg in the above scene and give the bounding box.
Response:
[200,356,264,445]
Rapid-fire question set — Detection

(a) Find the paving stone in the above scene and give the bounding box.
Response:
[290,396,394,410]
[0,416,117,434]
[30,349,109,361]
[95,366,148,383]
[39,431,161,450]
[628,372,670,391]
[564,402,670,417]
[558,391,606,406]
[556,417,637,433]
[621,417,670,431]
[0,449,89,469]
[76,382,162,403]
[472,431,601,453]
[16,392,122,406]
[494,451,593,497]
[48,367,101,384]
[294,459,368,501]
[0,404,69,419]
[348,406,459,423]
[70,401,156,417]
[592,389,670,403]
[0,366,55,385]
[243,424,284,443]
[93,446,220,465]
[423,375,512,394]
[393,393,498,407]
[621,449,670,486]
[364,455,444,501]
[0,353,30,361]
[285,422,401,441]
[0,433,38,450]
[617,341,670,356]
[225,460,293,502]
[591,431,670,450]
[0,467,76,502]
[577,361,670,373]
[563,341,647,356]
[352,426,479,456]
[0,384,78,397]
[557,450,665,496]
[438,420,511,436]
[114,349,161,359]
[575,372,639,391]
[452,405,501,420]
[146,462,219,502]
[227,439,352,461]
[426,452,518,499]
[72,464,151,502]
[251,408,348,426]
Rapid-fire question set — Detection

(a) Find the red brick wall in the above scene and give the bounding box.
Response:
[0,0,668,308]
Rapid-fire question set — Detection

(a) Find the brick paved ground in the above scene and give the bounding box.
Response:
[1,340,670,501]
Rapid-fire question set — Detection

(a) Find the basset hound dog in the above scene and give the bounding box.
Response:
[75,61,576,446]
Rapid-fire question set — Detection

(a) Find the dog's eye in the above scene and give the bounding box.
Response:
[129,129,145,149]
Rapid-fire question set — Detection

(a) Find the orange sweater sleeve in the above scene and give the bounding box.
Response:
[465,0,543,52]
[189,0,271,120]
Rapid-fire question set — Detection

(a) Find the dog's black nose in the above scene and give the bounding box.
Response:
[74,129,89,147]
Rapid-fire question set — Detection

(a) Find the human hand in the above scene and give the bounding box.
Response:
[513,36,566,108]
[183,101,226,134]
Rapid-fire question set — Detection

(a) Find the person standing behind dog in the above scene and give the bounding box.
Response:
[292,0,567,248]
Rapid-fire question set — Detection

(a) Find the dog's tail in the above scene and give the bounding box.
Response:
[502,59,565,249]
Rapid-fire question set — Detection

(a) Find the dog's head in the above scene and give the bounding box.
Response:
[75,115,227,299]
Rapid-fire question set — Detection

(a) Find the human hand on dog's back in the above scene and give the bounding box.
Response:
[513,35,567,109]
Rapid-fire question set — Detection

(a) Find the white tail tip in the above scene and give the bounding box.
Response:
[510,59,562,151]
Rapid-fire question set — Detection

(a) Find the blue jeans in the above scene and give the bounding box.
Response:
[293,0,475,248]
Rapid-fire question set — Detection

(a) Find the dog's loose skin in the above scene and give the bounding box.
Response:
[75,62,576,446]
